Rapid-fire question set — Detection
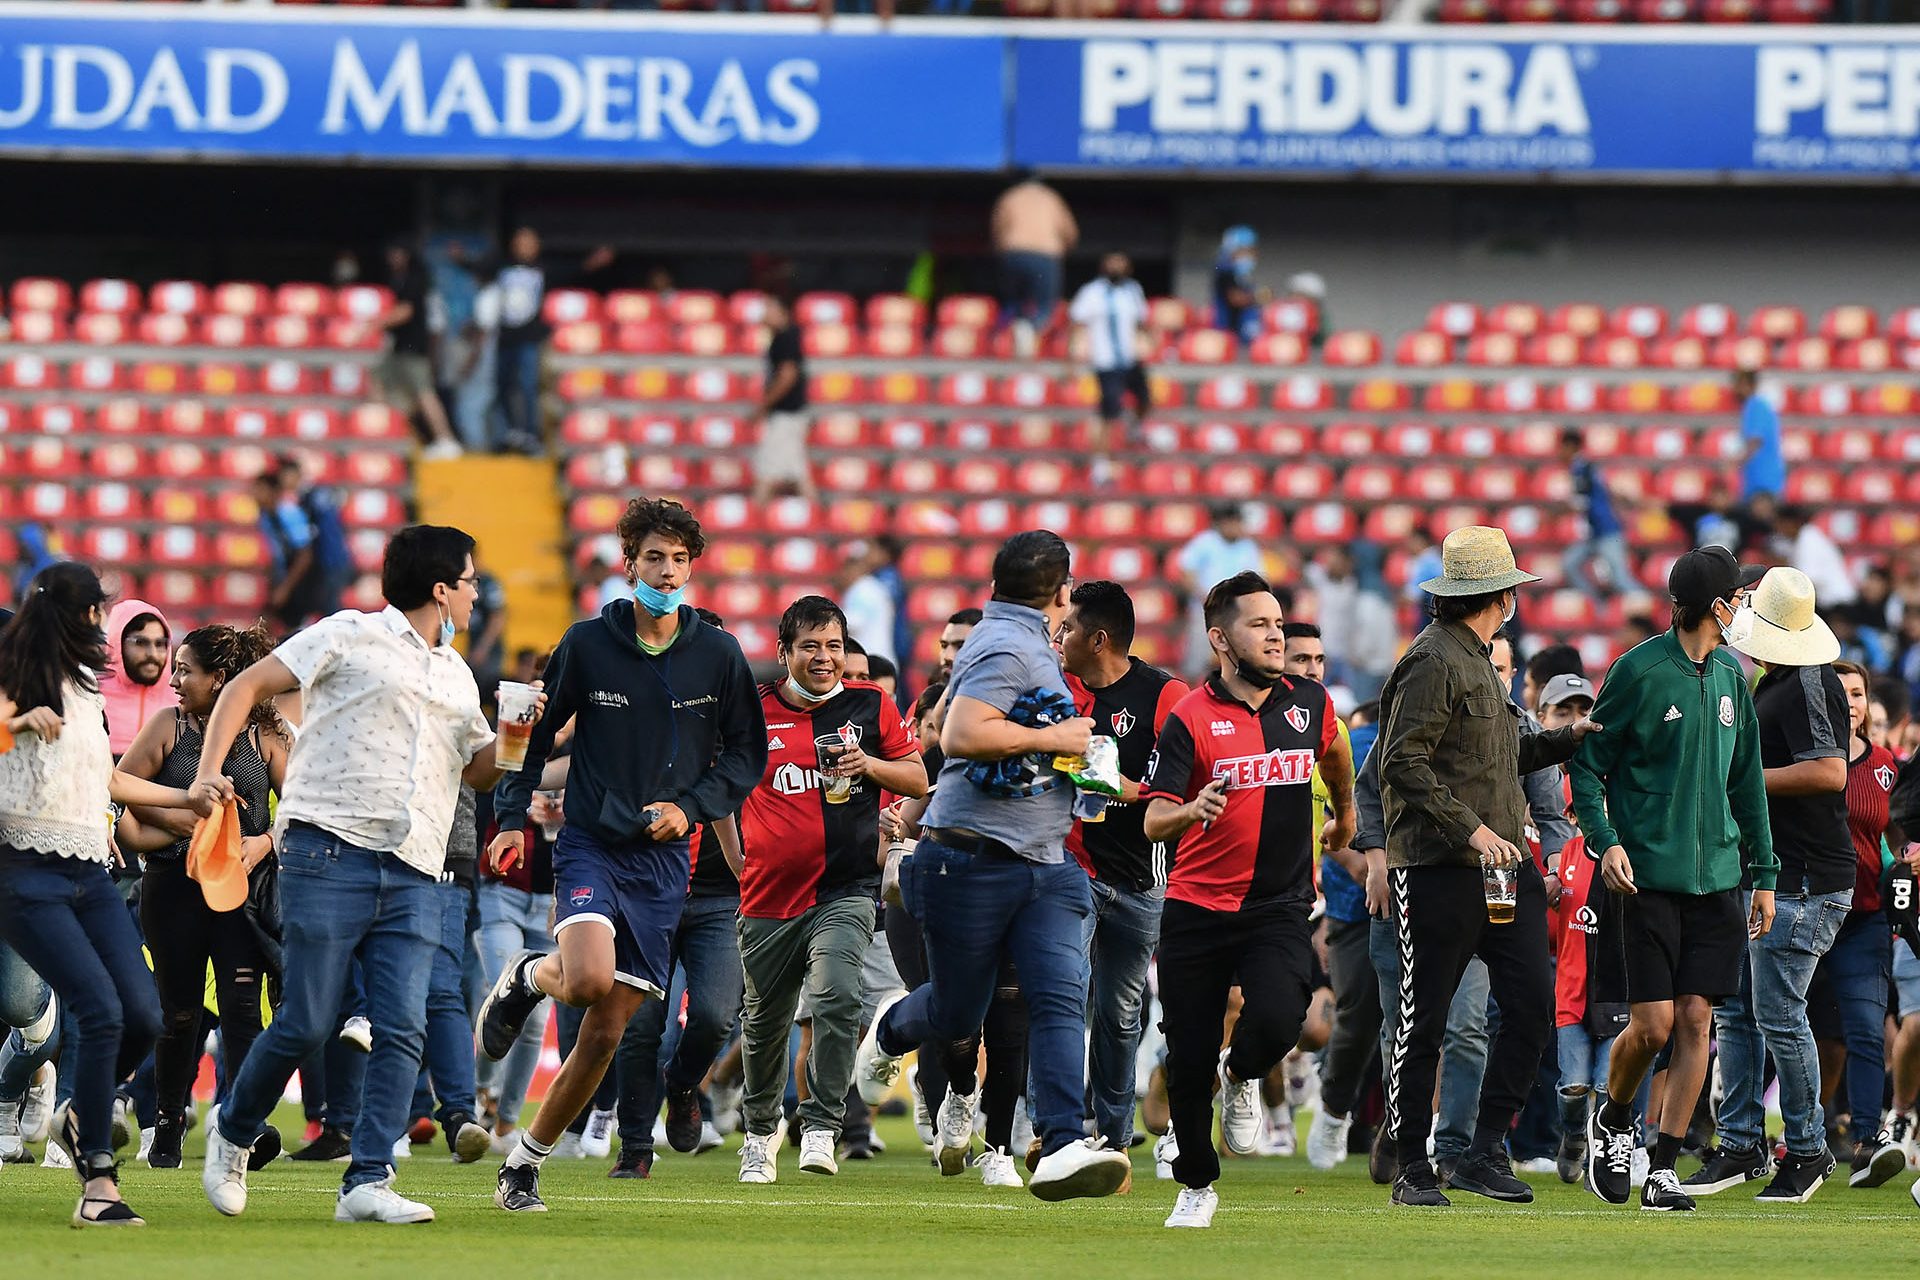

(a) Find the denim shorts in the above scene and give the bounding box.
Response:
[551,827,690,1000]
[1896,940,1920,1021]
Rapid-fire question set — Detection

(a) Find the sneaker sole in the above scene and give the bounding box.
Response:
[798,1159,838,1176]
[1682,1170,1767,1196]
[1446,1173,1533,1204]
[492,1191,548,1213]
[1639,1200,1695,1212]
[1028,1156,1131,1203]
[475,954,538,1063]
[1756,1170,1831,1205]
[1849,1146,1906,1189]
[937,1142,971,1177]
[453,1126,492,1165]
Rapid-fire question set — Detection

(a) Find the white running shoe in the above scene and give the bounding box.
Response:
[798,1129,838,1176]
[392,1136,412,1161]
[1165,1185,1219,1229]
[580,1108,615,1159]
[136,1126,155,1163]
[1153,1132,1179,1180]
[739,1132,778,1184]
[1010,1098,1035,1160]
[421,440,464,462]
[978,1146,1024,1188]
[710,1080,744,1136]
[551,1132,584,1160]
[1283,1050,1317,1111]
[854,990,908,1106]
[1631,1145,1651,1189]
[1216,1052,1260,1156]
[1028,1137,1131,1202]
[335,1177,435,1224]
[908,1064,935,1150]
[1306,1110,1352,1171]
[338,1016,373,1053]
[21,1062,55,1144]
[1911,1176,1920,1210]
[695,1121,724,1155]
[43,1139,74,1170]
[936,1086,980,1176]
[203,1120,250,1216]
[1259,1105,1297,1158]
[111,1095,133,1151]
[0,1105,26,1164]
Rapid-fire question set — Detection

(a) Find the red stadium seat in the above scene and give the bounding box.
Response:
[74,312,130,345]
[1790,382,1859,418]
[1353,378,1416,412]
[1427,302,1481,338]
[21,439,80,478]
[1702,0,1759,19]
[1177,329,1238,365]
[1465,333,1521,367]
[137,313,193,347]
[1646,336,1709,370]
[149,280,208,316]
[1292,503,1358,545]
[6,310,67,343]
[1421,379,1481,413]
[223,406,278,441]
[1819,305,1877,342]
[10,277,72,313]
[1362,506,1421,543]
[1548,303,1607,337]
[865,325,925,359]
[1775,337,1833,372]
[1710,335,1772,371]
[864,295,924,330]
[936,296,997,330]
[95,398,149,436]
[542,289,600,327]
[1747,305,1805,341]
[1485,303,1544,337]
[335,285,393,321]
[1264,299,1319,337]
[1609,304,1668,340]
[80,279,140,314]
[1633,0,1695,19]
[1339,464,1402,502]
[1384,421,1441,457]
[1604,381,1670,414]
[1405,465,1464,502]
[1524,333,1586,367]
[199,314,256,348]
[602,291,661,326]
[1677,304,1736,339]
[1323,330,1381,366]
[1394,331,1452,367]
[29,401,85,436]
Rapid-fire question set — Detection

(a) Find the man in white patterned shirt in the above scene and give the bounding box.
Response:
[188,525,543,1225]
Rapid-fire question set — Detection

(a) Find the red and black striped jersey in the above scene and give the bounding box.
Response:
[1065,660,1189,891]
[1144,674,1338,913]
[738,680,918,921]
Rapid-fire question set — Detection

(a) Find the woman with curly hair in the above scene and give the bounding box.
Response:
[115,623,290,1171]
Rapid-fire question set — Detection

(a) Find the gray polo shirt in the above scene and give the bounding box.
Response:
[922,600,1075,864]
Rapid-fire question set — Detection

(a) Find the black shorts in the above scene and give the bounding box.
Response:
[1597,888,1747,1005]
[1095,364,1150,420]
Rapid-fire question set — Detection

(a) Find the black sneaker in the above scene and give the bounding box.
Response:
[477,952,547,1062]
[290,1125,352,1162]
[1391,1164,1450,1207]
[609,1145,654,1179]
[494,1161,548,1213]
[444,1112,491,1164]
[1756,1148,1836,1204]
[1585,1108,1634,1205]
[1555,1130,1586,1185]
[1681,1142,1774,1195]
[664,1088,703,1154]
[248,1124,282,1171]
[1640,1168,1696,1212]
[147,1112,185,1169]
[1848,1136,1907,1189]
[840,1133,876,1161]
[1446,1148,1533,1203]
[1368,1123,1400,1186]
[1435,1155,1458,1188]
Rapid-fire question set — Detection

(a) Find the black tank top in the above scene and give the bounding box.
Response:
[152,711,274,859]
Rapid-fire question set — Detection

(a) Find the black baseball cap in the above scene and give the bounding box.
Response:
[1667,546,1766,609]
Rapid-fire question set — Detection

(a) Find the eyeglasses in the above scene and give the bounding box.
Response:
[453,574,480,589]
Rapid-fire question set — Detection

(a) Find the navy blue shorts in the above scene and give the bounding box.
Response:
[552,827,690,999]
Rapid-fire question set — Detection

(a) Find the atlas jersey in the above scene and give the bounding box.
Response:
[739,680,917,921]
[1144,675,1337,913]
[1065,660,1189,892]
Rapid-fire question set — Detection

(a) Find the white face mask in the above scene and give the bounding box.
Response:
[1720,602,1756,649]
[1501,593,1518,626]
[785,675,842,706]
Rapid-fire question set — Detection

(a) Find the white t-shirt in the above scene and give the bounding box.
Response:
[1069,277,1148,372]
[1792,525,1857,608]
[842,574,898,666]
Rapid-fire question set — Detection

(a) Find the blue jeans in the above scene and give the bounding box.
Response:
[217,827,437,1190]
[0,940,57,1101]
[1563,531,1636,598]
[1556,1022,1613,1095]
[1082,878,1162,1149]
[998,251,1062,331]
[1823,911,1893,1134]
[615,894,745,1148]
[472,880,553,1127]
[494,338,542,444]
[879,842,1093,1157]
[0,851,161,1162]
[409,879,480,1126]
[1719,887,1852,1157]
[1369,915,1489,1162]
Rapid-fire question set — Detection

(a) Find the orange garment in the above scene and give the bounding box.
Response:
[188,798,247,912]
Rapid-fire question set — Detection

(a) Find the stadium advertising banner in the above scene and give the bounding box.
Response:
[1011,30,1920,179]
[0,9,1005,168]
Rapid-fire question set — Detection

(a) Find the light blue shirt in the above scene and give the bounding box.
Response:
[1178,531,1263,600]
[1740,395,1786,499]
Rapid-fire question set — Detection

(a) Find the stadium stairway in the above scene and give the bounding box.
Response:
[415,454,573,661]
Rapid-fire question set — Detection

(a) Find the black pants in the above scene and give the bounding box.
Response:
[1321,915,1382,1118]
[141,858,270,1121]
[1159,897,1314,1190]
[1384,863,1553,1171]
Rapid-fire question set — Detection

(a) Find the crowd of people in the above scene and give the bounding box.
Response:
[2,492,1918,1233]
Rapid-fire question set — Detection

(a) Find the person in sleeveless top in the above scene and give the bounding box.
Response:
[115,624,290,1172]
[0,564,227,1227]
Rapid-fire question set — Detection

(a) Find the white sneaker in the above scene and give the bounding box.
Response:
[21,1062,54,1143]
[1258,1104,1297,1157]
[421,440,464,462]
[1631,1145,1651,1188]
[1028,1137,1131,1202]
[335,1177,435,1224]
[739,1132,778,1184]
[695,1120,724,1155]
[43,1140,74,1170]
[978,1146,1024,1188]
[111,1094,133,1150]
[580,1108,615,1159]
[136,1126,155,1163]
[1165,1184,1219,1228]
[1217,1052,1260,1156]
[338,1016,373,1053]
[0,1105,25,1164]
[798,1129,838,1176]
[1153,1132,1179,1181]
[908,1064,935,1150]
[1911,1177,1920,1210]
[392,1136,412,1161]
[936,1086,979,1176]
[1284,1051,1318,1111]
[551,1132,583,1160]
[854,991,908,1106]
[1306,1110,1352,1171]
[202,1120,250,1216]
[710,1080,744,1136]
[1010,1098,1035,1159]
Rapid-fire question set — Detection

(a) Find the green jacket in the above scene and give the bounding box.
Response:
[1569,629,1776,894]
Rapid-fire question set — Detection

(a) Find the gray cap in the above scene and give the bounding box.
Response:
[1539,673,1595,711]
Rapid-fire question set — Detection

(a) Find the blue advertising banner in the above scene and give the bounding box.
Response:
[1010,30,1920,178]
[0,8,1006,168]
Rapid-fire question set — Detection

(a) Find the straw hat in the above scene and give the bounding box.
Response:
[1419,526,1540,598]
[1731,567,1840,667]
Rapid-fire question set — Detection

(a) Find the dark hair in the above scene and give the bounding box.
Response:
[911,681,948,723]
[695,607,725,629]
[180,623,281,733]
[617,497,707,563]
[844,636,868,658]
[1626,612,1660,639]
[1526,642,1585,689]
[381,525,477,612]
[1353,699,1381,724]
[0,563,108,715]
[1872,675,1910,726]
[1559,427,1582,452]
[1429,589,1508,624]
[778,595,848,651]
[990,531,1072,607]
[1832,660,1872,702]
[1204,571,1276,631]
[1673,600,1715,633]
[1069,581,1135,652]
[1281,622,1322,642]
[947,608,983,628]
[868,653,898,684]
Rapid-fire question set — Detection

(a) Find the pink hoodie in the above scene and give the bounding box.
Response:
[100,598,179,756]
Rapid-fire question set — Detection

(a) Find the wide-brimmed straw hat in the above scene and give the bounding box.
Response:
[1731,567,1840,667]
[1419,526,1540,598]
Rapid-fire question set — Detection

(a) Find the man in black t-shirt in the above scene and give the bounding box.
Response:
[378,244,460,458]
[1057,582,1189,1153]
[752,296,815,504]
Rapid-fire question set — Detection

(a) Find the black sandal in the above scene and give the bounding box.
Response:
[72,1157,145,1228]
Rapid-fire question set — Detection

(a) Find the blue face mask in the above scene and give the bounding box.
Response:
[633,579,686,619]
[437,604,456,648]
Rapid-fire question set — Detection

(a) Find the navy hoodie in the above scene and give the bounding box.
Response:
[496,600,766,845]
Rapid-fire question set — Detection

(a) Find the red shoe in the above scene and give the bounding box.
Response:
[304,1120,324,1144]
[409,1117,437,1146]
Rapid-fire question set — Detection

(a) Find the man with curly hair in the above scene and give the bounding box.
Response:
[479,497,767,1214]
